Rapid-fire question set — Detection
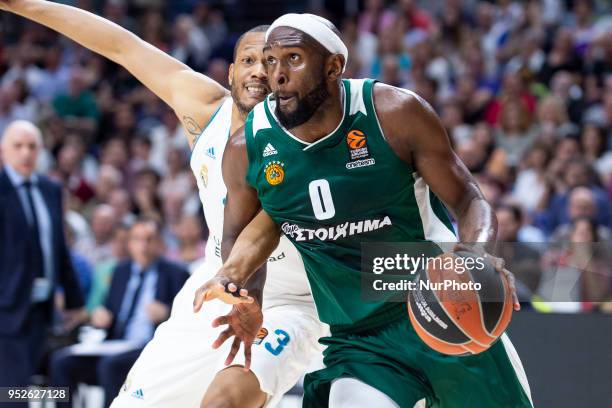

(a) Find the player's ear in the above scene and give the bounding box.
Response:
[228,63,235,87]
[326,55,343,81]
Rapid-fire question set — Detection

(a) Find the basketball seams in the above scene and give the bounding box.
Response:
[426,260,491,348]
[408,252,514,356]
[467,265,498,342]
[407,301,472,355]
[490,274,513,337]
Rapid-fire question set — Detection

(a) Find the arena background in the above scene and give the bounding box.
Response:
[0,0,611,407]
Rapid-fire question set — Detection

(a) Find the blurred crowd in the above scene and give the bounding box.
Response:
[0,0,611,314]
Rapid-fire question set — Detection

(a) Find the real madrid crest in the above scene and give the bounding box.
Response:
[265,161,285,185]
[200,164,208,187]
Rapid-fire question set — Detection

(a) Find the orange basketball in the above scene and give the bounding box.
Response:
[407,251,513,356]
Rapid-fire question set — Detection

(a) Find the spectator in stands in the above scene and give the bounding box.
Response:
[64,221,93,299]
[340,15,377,79]
[149,106,188,174]
[192,1,228,51]
[103,0,135,31]
[549,186,612,244]
[396,0,434,34]
[539,27,583,85]
[494,98,538,167]
[167,213,206,268]
[536,160,610,234]
[0,120,86,388]
[159,148,192,209]
[51,142,96,204]
[494,204,543,300]
[132,167,163,222]
[512,143,552,213]
[87,223,129,312]
[128,134,155,174]
[4,77,38,125]
[581,123,610,170]
[52,67,99,127]
[91,164,123,208]
[170,14,210,72]
[76,204,117,266]
[50,217,189,407]
[107,187,135,226]
[205,58,230,89]
[358,0,396,35]
[108,101,137,141]
[539,217,612,312]
[485,71,536,126]
[100,138,129,174]
[535,95,578,141]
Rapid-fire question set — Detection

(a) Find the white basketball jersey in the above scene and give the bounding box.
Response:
[189,98,314,308]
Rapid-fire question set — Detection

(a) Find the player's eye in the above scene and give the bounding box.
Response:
[289,53,300,62]
[242,57,253,64]
[266,56,277,65]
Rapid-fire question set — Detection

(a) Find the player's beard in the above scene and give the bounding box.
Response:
[275,78,329,129]
[231,83,254,118]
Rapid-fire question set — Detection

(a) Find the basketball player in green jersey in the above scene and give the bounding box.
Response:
[194,13,533,408]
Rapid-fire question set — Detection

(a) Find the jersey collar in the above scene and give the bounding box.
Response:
[264,80,351,153]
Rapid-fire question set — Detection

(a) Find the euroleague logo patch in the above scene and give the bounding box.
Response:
[346,129,375,169]
[253,327,269,345]
[347,129,367,149]
[265,161,285,185]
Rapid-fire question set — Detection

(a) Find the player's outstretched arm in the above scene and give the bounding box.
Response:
[193,126,278,308]
[1,0,228,146]
[193,126,279,369]
[374,83,520,310]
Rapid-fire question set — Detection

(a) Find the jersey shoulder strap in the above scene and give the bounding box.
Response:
[191,97,233,153]
[244,101,274,188]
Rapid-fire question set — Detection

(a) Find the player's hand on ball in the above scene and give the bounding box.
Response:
[193,274,255,313]
[210,302,263,371]
[454,243,521,311]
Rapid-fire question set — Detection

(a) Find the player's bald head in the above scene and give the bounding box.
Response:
[1,120,43,177]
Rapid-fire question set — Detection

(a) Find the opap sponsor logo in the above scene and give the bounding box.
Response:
[281,216,392,242]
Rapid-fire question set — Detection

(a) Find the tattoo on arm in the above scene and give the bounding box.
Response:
[182,116,204,136]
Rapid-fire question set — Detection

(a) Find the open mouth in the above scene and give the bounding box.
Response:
[277,94,296,107]
[245,84,269,98]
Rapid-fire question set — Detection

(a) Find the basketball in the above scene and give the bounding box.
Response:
[407,251,513,356]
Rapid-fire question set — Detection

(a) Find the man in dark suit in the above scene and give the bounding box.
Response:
[0,120,86,390]
[50,217,189,407]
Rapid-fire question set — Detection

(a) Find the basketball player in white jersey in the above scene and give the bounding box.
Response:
[0,1,326,407]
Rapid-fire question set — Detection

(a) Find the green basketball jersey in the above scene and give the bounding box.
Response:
[245,79,456,332]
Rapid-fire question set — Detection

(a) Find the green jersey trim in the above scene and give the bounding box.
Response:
[244,110,259,189]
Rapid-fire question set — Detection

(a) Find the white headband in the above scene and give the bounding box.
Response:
[265,13,348,72]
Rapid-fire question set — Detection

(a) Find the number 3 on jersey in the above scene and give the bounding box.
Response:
[265,329,290,356]
[309,179,335,220]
